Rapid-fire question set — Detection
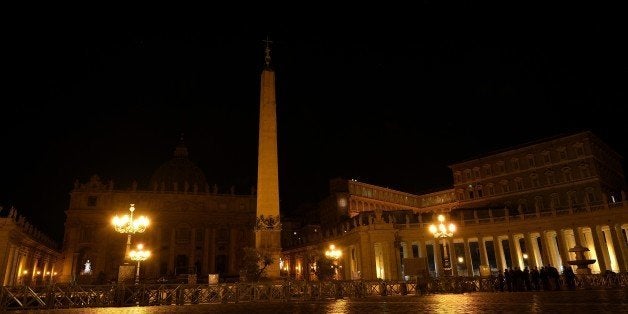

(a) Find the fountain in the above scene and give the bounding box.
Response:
[566,245,596,275]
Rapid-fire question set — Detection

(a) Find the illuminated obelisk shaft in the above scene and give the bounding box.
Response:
[255,38,281,279]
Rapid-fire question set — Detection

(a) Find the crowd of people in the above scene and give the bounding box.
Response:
[495,265,577,292]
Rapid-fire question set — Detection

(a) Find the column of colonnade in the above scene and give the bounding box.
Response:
[398,222,627,277]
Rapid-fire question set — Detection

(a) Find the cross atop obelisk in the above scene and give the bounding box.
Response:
[262,36,272,68]
[255,36,281,279]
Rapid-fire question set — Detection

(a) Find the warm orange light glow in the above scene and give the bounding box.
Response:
[428,214,456,238]
[325,244,342,260]
[112,204,149,234]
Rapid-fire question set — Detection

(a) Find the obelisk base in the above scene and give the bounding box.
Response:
[255,229,282,279]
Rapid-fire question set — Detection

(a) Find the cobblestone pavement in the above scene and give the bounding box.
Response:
[14,289,628,313]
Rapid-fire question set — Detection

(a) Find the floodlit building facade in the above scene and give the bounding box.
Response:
[59,140,257,284]
[0,213,60,286]
[282,131,628,280]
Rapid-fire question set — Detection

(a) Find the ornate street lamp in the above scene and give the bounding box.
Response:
[325,244,342,280]
[129,243,151,285]
[429,214,456,275]
[112,204,149,258]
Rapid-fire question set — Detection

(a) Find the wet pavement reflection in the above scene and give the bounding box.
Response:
[15,289,627,313]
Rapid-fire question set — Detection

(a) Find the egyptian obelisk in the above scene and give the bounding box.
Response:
[255,38,281,279]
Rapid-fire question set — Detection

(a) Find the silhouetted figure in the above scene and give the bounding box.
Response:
[523,267,531,291]
[540,266,550,291]
[497,270,505,292]
[531,266,540,291]
[549,266,560,290]
[563,266,576,290]
[505,268,513,292]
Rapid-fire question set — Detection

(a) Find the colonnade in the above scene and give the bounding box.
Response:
[400,223,628,277]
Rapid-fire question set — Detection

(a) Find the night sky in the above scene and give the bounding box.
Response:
[3,13,627,243]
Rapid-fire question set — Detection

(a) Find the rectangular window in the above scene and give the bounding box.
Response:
[512,159,520,170]
[528,156,535,167]
[412,244,419,258]
[543,153,551,164]
[484,166,492,176]
[516,181,524,191]
[497,163,505,173]
[488,186,495,196]
[477,189,483,198]
[576,146,585,157]
[473,169,481,178]
[559,150,567,160]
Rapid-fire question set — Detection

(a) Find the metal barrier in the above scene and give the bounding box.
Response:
[2,273,627,311]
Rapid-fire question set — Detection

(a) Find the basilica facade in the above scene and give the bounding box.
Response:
[282,131,628,280]
[59,141,256,283]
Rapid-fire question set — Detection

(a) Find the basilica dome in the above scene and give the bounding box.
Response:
[150,139,207,193]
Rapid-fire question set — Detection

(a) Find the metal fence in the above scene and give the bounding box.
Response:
[2,273,627,311]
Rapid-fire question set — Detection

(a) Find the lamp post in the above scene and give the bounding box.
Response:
[129,244,151,285]
[112,204,149,258]
[429,214,456,276]
[325,244,342,280]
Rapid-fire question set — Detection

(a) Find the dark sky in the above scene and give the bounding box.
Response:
[3,12,627,243]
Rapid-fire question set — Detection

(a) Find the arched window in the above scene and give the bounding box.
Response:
[545,170,555,185]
